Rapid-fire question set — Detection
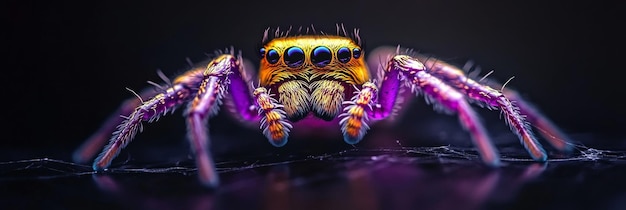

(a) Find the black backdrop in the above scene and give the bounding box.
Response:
[5,0,625,156]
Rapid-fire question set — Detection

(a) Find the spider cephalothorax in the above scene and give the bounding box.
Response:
[259,36,369,121]
[74,26,572,188]
[257,34,373,146]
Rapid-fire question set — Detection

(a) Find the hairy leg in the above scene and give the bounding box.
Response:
[403,55,546,161]
[381,55,502,165]
[339,82,377,144]
[73,87,157,163]
[86,52,257,187]
[369,46,571,151]
[92,69,203,170]
[254,87,292,147]
[183,54,258,187]
[501,89,572,152]
[369,46,571,159]
[74,60,209,164]
[416,56,569,156]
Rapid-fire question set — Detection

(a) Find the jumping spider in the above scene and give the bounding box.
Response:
[74,26,572,187]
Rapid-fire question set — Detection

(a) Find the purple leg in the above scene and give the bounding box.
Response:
[414,55,548,162]
[91,53,257,187]
[74,65,206,164]
[416,56,569,158]
[375,55,501,165]
[73,89,151,164]
[368,47,573,163]
[92,73,202,170]
[502,89,573,152]
[185,54,258,187]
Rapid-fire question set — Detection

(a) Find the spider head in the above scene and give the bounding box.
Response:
[258,35,369,86]
[257,35,371,121]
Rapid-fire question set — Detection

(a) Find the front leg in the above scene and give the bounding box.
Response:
[391,56,503,165]
[185,54,259,187]
[340,59,502,165]
[368,47,572,154]
[415,55,573,153]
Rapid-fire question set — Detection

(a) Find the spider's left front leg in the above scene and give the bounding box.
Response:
[414,55,573,153]
[380,55,550,165]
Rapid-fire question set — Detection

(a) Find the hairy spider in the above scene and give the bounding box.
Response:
[74,26,572,187]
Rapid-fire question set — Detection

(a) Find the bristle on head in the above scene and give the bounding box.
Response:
[262,24,362,46]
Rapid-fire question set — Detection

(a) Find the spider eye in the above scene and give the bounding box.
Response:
[266,49,279,64]
[311,46,332,67]
[284,47,304,67]
[259,47,266,58]
[353,47,362,59]
[337,47,351,63]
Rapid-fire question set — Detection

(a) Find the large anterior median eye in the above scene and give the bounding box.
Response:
[284,47,305,67]
[311,46,332,67]
[266,49,280,64]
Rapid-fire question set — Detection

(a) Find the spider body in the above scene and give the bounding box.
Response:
[259,36,368,122]
[74,27,572,188]
[257,35,372,146]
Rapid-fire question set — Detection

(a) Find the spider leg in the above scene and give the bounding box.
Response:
[377,55,502,165]
[411,55,547,162]
[254,87,292,147]
[501,89,573,152]
[92,68,203,171]
[91,53,256,187]
[73,88,157,163]
[184,54,258,187]
[74,63,209,164]
[339,82,377,144]
[415,56,571,154]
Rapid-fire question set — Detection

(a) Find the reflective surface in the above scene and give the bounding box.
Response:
[3,141,626,210]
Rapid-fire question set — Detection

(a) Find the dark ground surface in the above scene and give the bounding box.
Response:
[4,0,626,209]
[3,135,626,210]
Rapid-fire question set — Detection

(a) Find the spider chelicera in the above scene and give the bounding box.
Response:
[74,26,572,187]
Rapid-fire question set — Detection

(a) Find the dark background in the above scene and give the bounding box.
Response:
[4,0,626,178]
[6,0,624,153]
[4,0,626,209]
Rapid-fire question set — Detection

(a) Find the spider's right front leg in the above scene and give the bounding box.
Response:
[186,56,291,186]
